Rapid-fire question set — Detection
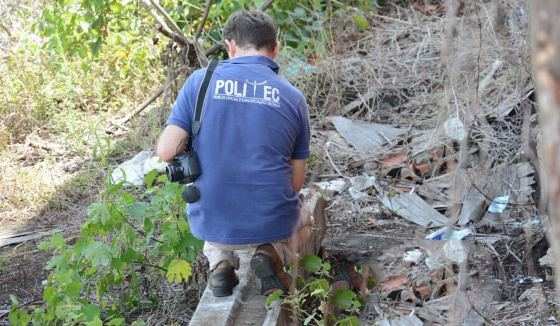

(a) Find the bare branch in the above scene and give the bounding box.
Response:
[195,0,213,40]
[149,0,185,37]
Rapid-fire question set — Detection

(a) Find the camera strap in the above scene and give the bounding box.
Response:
[188,59,219,151]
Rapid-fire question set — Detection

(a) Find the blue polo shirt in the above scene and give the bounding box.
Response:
[166,55,310,244]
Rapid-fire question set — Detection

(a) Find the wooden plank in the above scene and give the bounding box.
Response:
[0,229,59,248]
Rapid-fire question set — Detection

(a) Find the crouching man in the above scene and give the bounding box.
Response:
[156,10,310,297]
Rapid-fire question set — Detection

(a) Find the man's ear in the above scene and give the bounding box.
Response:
[224,39,236,58]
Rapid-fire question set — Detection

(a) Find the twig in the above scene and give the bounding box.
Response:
[0,299,42,319]
[141,0,190,46]
[149,0,185,36]
[325,142,349,179]
[107,66,189,131]
[0,22,11,37]
[195,0,213,40]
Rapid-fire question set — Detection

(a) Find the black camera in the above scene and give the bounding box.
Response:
[166,152,202,203]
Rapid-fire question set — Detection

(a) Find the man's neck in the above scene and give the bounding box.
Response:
[231,48,273,59]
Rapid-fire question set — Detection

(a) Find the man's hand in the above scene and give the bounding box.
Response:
[156,125,189,162]
[290,159,306,192]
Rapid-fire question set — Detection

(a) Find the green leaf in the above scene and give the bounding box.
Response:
[8,306,31,326]
[144,169,159,188]
[166,259,192,283]
[333,289,361,311]
[39,233,65,252]
[301,255,322,273]
[265,289,283,307]
[309,278,329,298]
[81,304,101,322]
[107,317,126,326]
[352,14,369,31]
[83,241,113,267]
[336,315,360,326]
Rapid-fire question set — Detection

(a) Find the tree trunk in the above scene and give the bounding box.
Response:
[530,1,560,296]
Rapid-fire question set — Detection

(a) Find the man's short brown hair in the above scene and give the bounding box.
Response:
[223,10,277,51]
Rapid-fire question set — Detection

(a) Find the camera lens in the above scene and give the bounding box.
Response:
[165,165,184,182]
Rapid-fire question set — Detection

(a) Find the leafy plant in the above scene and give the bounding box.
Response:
[9,176,202,325]
[267,255,362,325]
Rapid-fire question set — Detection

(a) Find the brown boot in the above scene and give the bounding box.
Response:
[208,260,239,297]
[250,244,291,295]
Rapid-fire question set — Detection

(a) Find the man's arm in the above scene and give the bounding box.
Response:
[156,125,189,162]
[291,159,306,192]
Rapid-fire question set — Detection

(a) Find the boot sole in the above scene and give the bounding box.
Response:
[251,254,285,295]
[210,278,239,297]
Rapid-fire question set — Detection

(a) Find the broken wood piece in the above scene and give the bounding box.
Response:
[0,229,59,248]
[380,192,449,227]
[329,116,406,155]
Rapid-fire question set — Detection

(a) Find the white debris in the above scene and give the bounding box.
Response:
[111,151,166,186]
[444,116,466,141]
[347,175,377,200]
[330,116,406,154]
[443,240,467,264]
[377,313,423,326]
[314,179,347,195]
[488,195,509,213]
[426,226,472,240]
[349,175,377,192]
[539,248,553,268]
[403,249,424,265]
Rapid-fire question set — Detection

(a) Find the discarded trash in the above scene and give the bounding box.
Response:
[350,175,377,192]
[347,175,377,200]
[488,195,509,213]
[539,248,553,268]
[443,240,467,264]
[426,226,472,240]
[444,116,466,141]
[111,151,166,186]
[330,116,405,154]
[403,249,424,265]
[377,313,423,326]
[514,276,543,285]
[314,179,347,195]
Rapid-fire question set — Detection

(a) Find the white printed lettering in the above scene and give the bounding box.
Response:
[224,80,234,96]
[215,80,225,95]
[263,85,272,101]
[272,88,280,103]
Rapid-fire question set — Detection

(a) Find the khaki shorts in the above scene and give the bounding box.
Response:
[203,240,295,271]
